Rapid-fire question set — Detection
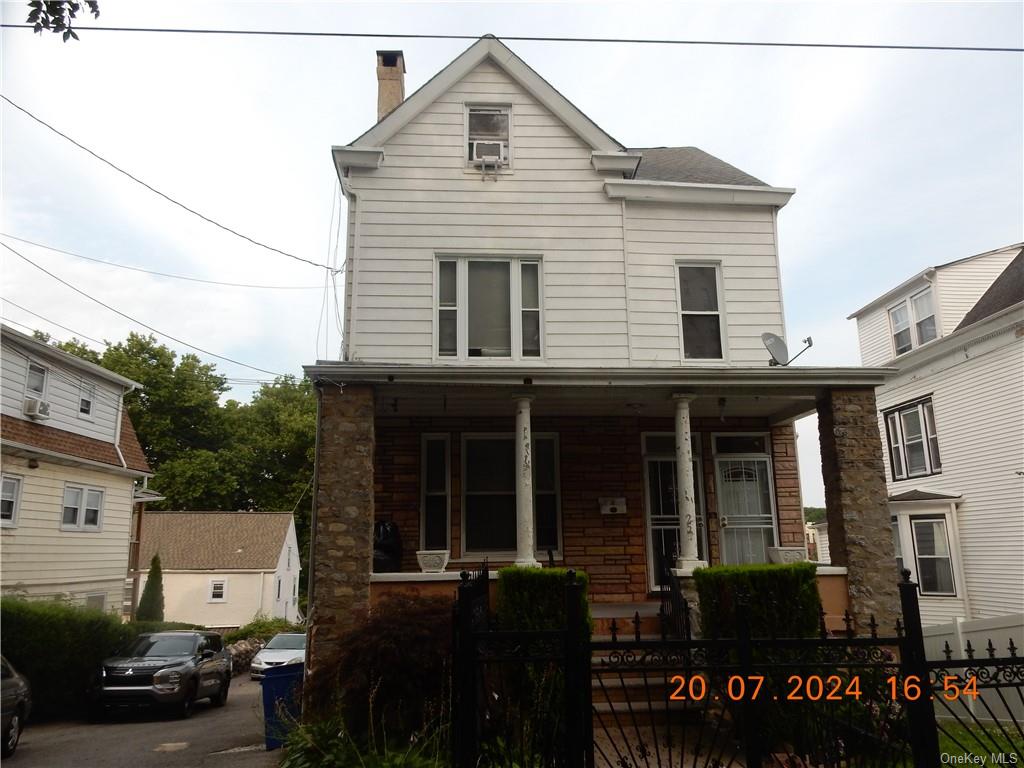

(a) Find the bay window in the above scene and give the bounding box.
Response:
[436,257,542,360]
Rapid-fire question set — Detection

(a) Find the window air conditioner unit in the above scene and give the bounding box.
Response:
[471,140,508,166]
[23,397,51,420]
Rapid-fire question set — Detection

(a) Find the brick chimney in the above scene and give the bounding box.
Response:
[376,50,405,120]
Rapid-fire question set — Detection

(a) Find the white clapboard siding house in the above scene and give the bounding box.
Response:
[849,243,1024,625]
[302,38,899,649]
[1,325,152,611]
[137,511,301,631]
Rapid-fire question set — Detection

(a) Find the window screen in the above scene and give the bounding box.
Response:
[678,266,723,359]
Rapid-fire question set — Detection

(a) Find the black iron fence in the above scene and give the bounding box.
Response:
[453,568,1024,767]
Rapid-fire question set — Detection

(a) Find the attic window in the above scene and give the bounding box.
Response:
[467,106,510,166]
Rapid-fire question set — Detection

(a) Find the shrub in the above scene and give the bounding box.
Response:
[281,715,446,768]
[223,614,303,644]
[129,620,206,635]
[693,562,821,639]
[305,593,452,743]
[495,566,591,635]
[135,554,164,621]
[0,598,133,718]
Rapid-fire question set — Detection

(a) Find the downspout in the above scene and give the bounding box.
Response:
[947,500,972,620]
[305,381,324,622]
[113,385,129,469]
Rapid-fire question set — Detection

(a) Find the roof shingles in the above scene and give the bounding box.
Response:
[954,248,1024,331]
[1,413,150,474]
[628,147,768,187]
[139,511,293,571]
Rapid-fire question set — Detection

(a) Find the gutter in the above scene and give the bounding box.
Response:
[1,440,151,478]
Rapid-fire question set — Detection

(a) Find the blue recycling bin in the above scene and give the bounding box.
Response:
[261,662,304,751]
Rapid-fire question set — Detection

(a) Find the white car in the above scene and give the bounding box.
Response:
[250,633,306,680]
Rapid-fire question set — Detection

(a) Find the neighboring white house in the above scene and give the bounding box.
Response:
[1,325,151,612]
[138,511,301,630]
[848,243,1024,625]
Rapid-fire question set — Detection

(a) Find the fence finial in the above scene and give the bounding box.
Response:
[965,640,975,660]
[895,617,904,638]
[943,640,953,661]
[842,610,854,639]
[900,568,912,583]
[986,639,996,659]
[868,614,878,639]
[1009,638,1018,658]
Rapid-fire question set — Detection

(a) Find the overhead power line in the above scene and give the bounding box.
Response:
[0,233,323,290]
[2,240,285,377]
[0,26,1020,52]
[0,94,337,273]
[1,297,109,347]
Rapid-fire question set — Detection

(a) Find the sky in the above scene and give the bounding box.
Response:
[2,0,1022,506]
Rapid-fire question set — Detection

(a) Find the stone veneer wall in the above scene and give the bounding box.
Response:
[372,414,807,601]
[817,388,899,632]
[305,383,375,709]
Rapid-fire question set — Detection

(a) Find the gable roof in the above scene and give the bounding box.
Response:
[1,325,141,389]
[351,36,623,152]
[954,247,1024,331]
[628,147,768,187]
[139,511,293,571]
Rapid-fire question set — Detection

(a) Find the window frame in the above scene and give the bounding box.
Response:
[208,579,228,603]
[887,287,938,357]
[84,593,106,611]
[675,261,728,363]
[909,515,956,597]
[420,433,451,551]
[459,432,561,560]
[463,103,513,172]
[883,397,942,480]
[60,483,104,532]
[25,361,48,399]
[434,254,544,362]
[1,474,23,528]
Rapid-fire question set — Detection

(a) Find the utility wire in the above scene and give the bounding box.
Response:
[0,94,337,273]
[1,297,109,347]
[0,26,1020,52]
[0,233,323,290]
[2,240,285,377]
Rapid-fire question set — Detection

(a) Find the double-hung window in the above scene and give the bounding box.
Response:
[911,517,955,595]
[26,362,47,398]
[61,485,103,531]
[884,398,941,480]
[421,434,450,551]
[466,105,510,167]
[209,579,227,602]
[79,382,95,418]
[1,475,22,527]
[436,257,542,360]
[677,263,725,360]
[888,288,937,356]
[462,434,560,555]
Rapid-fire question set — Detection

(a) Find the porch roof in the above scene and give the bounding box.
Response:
[303,363,894,422]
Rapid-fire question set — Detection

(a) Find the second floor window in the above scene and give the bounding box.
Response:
[79,383,95,417]
[437,257,542,360]
[884,398,941,480]
[62,485,103,531]
[677,263,724,360]
[26,362,47,397]
[888,288,937,356]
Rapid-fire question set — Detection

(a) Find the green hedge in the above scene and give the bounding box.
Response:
[0,597,208,719]
[496,567,591,635]
[223,615,303,644]
[693,562,821,638]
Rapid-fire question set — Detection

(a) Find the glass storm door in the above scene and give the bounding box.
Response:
[716,458,777,564]
[643,452,706,589]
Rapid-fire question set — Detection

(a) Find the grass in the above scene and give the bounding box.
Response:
[937,719,1022,761]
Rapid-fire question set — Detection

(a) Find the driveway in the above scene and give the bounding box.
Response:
[13,677,282,768]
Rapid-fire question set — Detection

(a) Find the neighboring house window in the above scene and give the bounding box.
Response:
[911,517,955,595]
[1,475,22,527]
[436,257,542,359]
[888,288,937,356]
[79,383,95,417]
[462,434,559,554]
[677,263,724,360]
[26,362,47,397]
[892,517,903,574]
[61,485,103,531]
[292,577,298,606]
[421,434,450,551]
[276,578,282,600]
[208,579,227,602]
[85,594,105,611]
[884,398,941,480]
[287,547,291,570]
[466,105,510,166]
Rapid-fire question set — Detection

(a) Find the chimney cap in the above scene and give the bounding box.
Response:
[376,50,406,72]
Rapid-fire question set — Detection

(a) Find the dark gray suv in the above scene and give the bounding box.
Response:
[93,631,231,718]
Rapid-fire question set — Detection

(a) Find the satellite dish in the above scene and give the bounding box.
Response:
[761,332,813,366]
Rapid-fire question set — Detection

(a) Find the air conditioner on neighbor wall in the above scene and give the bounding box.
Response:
[23,397,51,420]
[471,140,508,166]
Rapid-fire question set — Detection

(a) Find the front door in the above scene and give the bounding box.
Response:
[716,457,777,563]
[642,433,706,590]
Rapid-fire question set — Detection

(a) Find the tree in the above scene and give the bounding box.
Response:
[26,1,100,42]
[803,506,827,524]
[136,554,164,621]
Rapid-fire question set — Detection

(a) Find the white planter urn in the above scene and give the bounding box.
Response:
[767,546,808,564]
[416,549,450,573]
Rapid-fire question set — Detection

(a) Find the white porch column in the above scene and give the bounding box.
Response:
[673,394,707,575]
[514,396,540,567]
